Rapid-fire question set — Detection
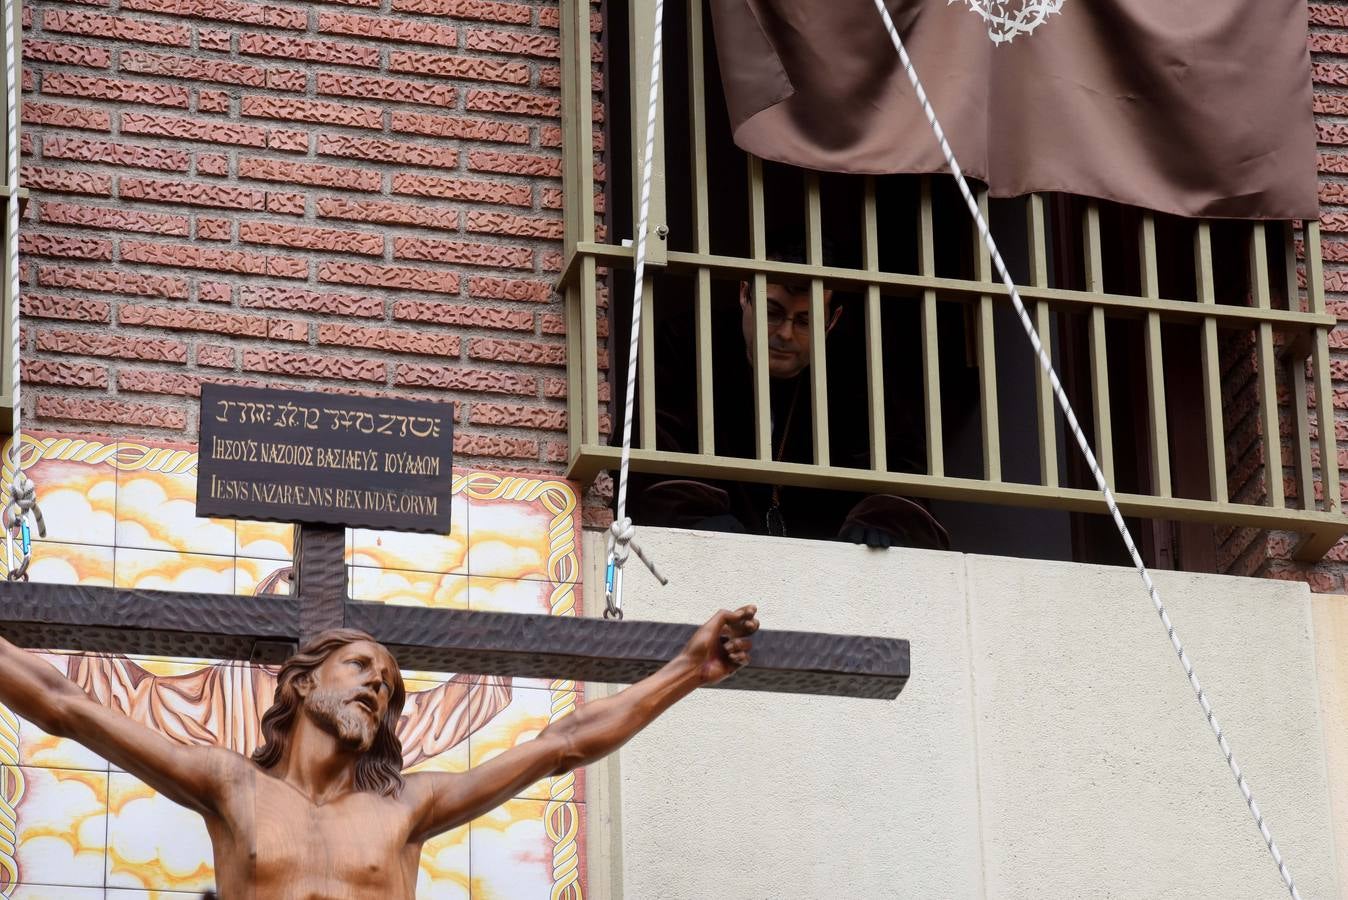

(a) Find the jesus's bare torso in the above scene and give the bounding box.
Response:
[207,762,432,900]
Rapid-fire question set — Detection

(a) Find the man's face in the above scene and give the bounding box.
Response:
[739,282,832,380]
[302,640,398,753]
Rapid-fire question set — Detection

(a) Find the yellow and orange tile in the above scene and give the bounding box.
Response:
[0,432,587,898]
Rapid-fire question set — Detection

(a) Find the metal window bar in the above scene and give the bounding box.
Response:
[556,0,1345,561]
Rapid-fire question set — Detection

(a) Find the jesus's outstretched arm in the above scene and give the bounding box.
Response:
[403,605,759,842]
[0,633,240,817]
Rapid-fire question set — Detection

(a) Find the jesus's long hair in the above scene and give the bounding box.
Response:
[250,628,408,797]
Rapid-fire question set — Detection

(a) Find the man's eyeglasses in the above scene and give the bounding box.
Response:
[764,306,811,332]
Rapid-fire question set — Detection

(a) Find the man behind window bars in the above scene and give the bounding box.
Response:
[630,237,949,551]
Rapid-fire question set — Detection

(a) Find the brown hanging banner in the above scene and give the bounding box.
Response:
[709,0,1318,220]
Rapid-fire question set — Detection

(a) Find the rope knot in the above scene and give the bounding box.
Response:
[606,516,667,586]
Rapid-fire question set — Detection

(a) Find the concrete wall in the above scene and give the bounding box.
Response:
[582,528,1340,899]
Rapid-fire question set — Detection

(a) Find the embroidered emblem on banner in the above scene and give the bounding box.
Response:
[950,0,1065,44]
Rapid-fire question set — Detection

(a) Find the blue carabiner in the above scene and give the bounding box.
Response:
[20,519,30,555]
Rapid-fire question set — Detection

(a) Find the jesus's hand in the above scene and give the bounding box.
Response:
[679,605,759,687]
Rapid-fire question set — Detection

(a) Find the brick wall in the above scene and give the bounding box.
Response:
[15,0,604,498]
[1252,2,1348,591]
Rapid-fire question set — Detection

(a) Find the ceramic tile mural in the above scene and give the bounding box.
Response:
[0,433,588,899]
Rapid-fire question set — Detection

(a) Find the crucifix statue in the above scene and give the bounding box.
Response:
[0,386,908,894]
[0,604,759,898]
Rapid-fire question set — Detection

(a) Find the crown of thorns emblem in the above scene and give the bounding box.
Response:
[949,0,1066,44]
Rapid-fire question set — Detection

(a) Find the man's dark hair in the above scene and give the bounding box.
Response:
[251,628,408,797]
[765,231,837,268]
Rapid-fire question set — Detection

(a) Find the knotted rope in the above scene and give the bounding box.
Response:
[604,0,669,619]
[869,3,1300,896]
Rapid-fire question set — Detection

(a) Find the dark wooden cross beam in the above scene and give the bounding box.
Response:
[0,523,910,699]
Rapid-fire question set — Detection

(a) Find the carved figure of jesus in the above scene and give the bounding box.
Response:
[0,605,759,898]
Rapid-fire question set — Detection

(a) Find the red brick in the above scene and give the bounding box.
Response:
[42,137,189,172]
[469,402,565,430]
[43,10,190,46]
[121,177,266,210]
[36,395,186,429]
[389,51,528,84]
[122,0,306,29]
[395,237,532,269]
[468,275,552,302]
[1311,32,1348,56]
[19,234,113,260]
[395,363,536,394]
[21,294,111,322]
[262,128,307,152]
[318,324,459,356]
[317,72,456,107]
[241,284,382,317]
[391,173,529,205]
[239,156,382,191]
[38,265,188,298]
[239,220,384,255]
[22,101,110,131]
[319,261,460,294]
[468,150,561,178]
[199,27,232,50]
[465,89,559,117]
[121,240,306,278]
[122,112,267,146]
[37,329,187,362]
[466,209,562,239]
[390,0,529,23]
[41,73,190,107]
[389,110,527,142]
[117,369,264,397]
[118,303,272,337]
[1314,93,1348,117]
[1315,62,1348,87]
[23,359,109,388]
[198,89,231,112]
[464,28,560,58]
[1310,4,1348,26]
[454,433,537,459]
[266,192,307,215]
[242,349,385,381]
[392,300,532,330]
[199,281,232,303]
[541,250,563,272]
[121,49,305,90]
[318,12,457,46]
[196,153,229,175]
[198,344,236,367]
[316,196,458,230]
[536,7,601,30]
[40,201,190,236]
[196,217,232,240]
[23,39,111,68]
[21,166,112,196]
[468,337,564,366]
[242,95,381,129]
[239,33,379,67]
[1319,122,1348,146]
[317,134,457,169]
[269,320,309,342]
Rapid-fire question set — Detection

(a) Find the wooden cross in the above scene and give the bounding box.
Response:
[0,520,909,698]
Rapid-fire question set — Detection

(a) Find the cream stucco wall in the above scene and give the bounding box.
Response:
[582,528,1340,899]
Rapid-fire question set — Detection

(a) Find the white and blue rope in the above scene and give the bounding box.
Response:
[869,2,1299,895]
[605,0,669,618]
